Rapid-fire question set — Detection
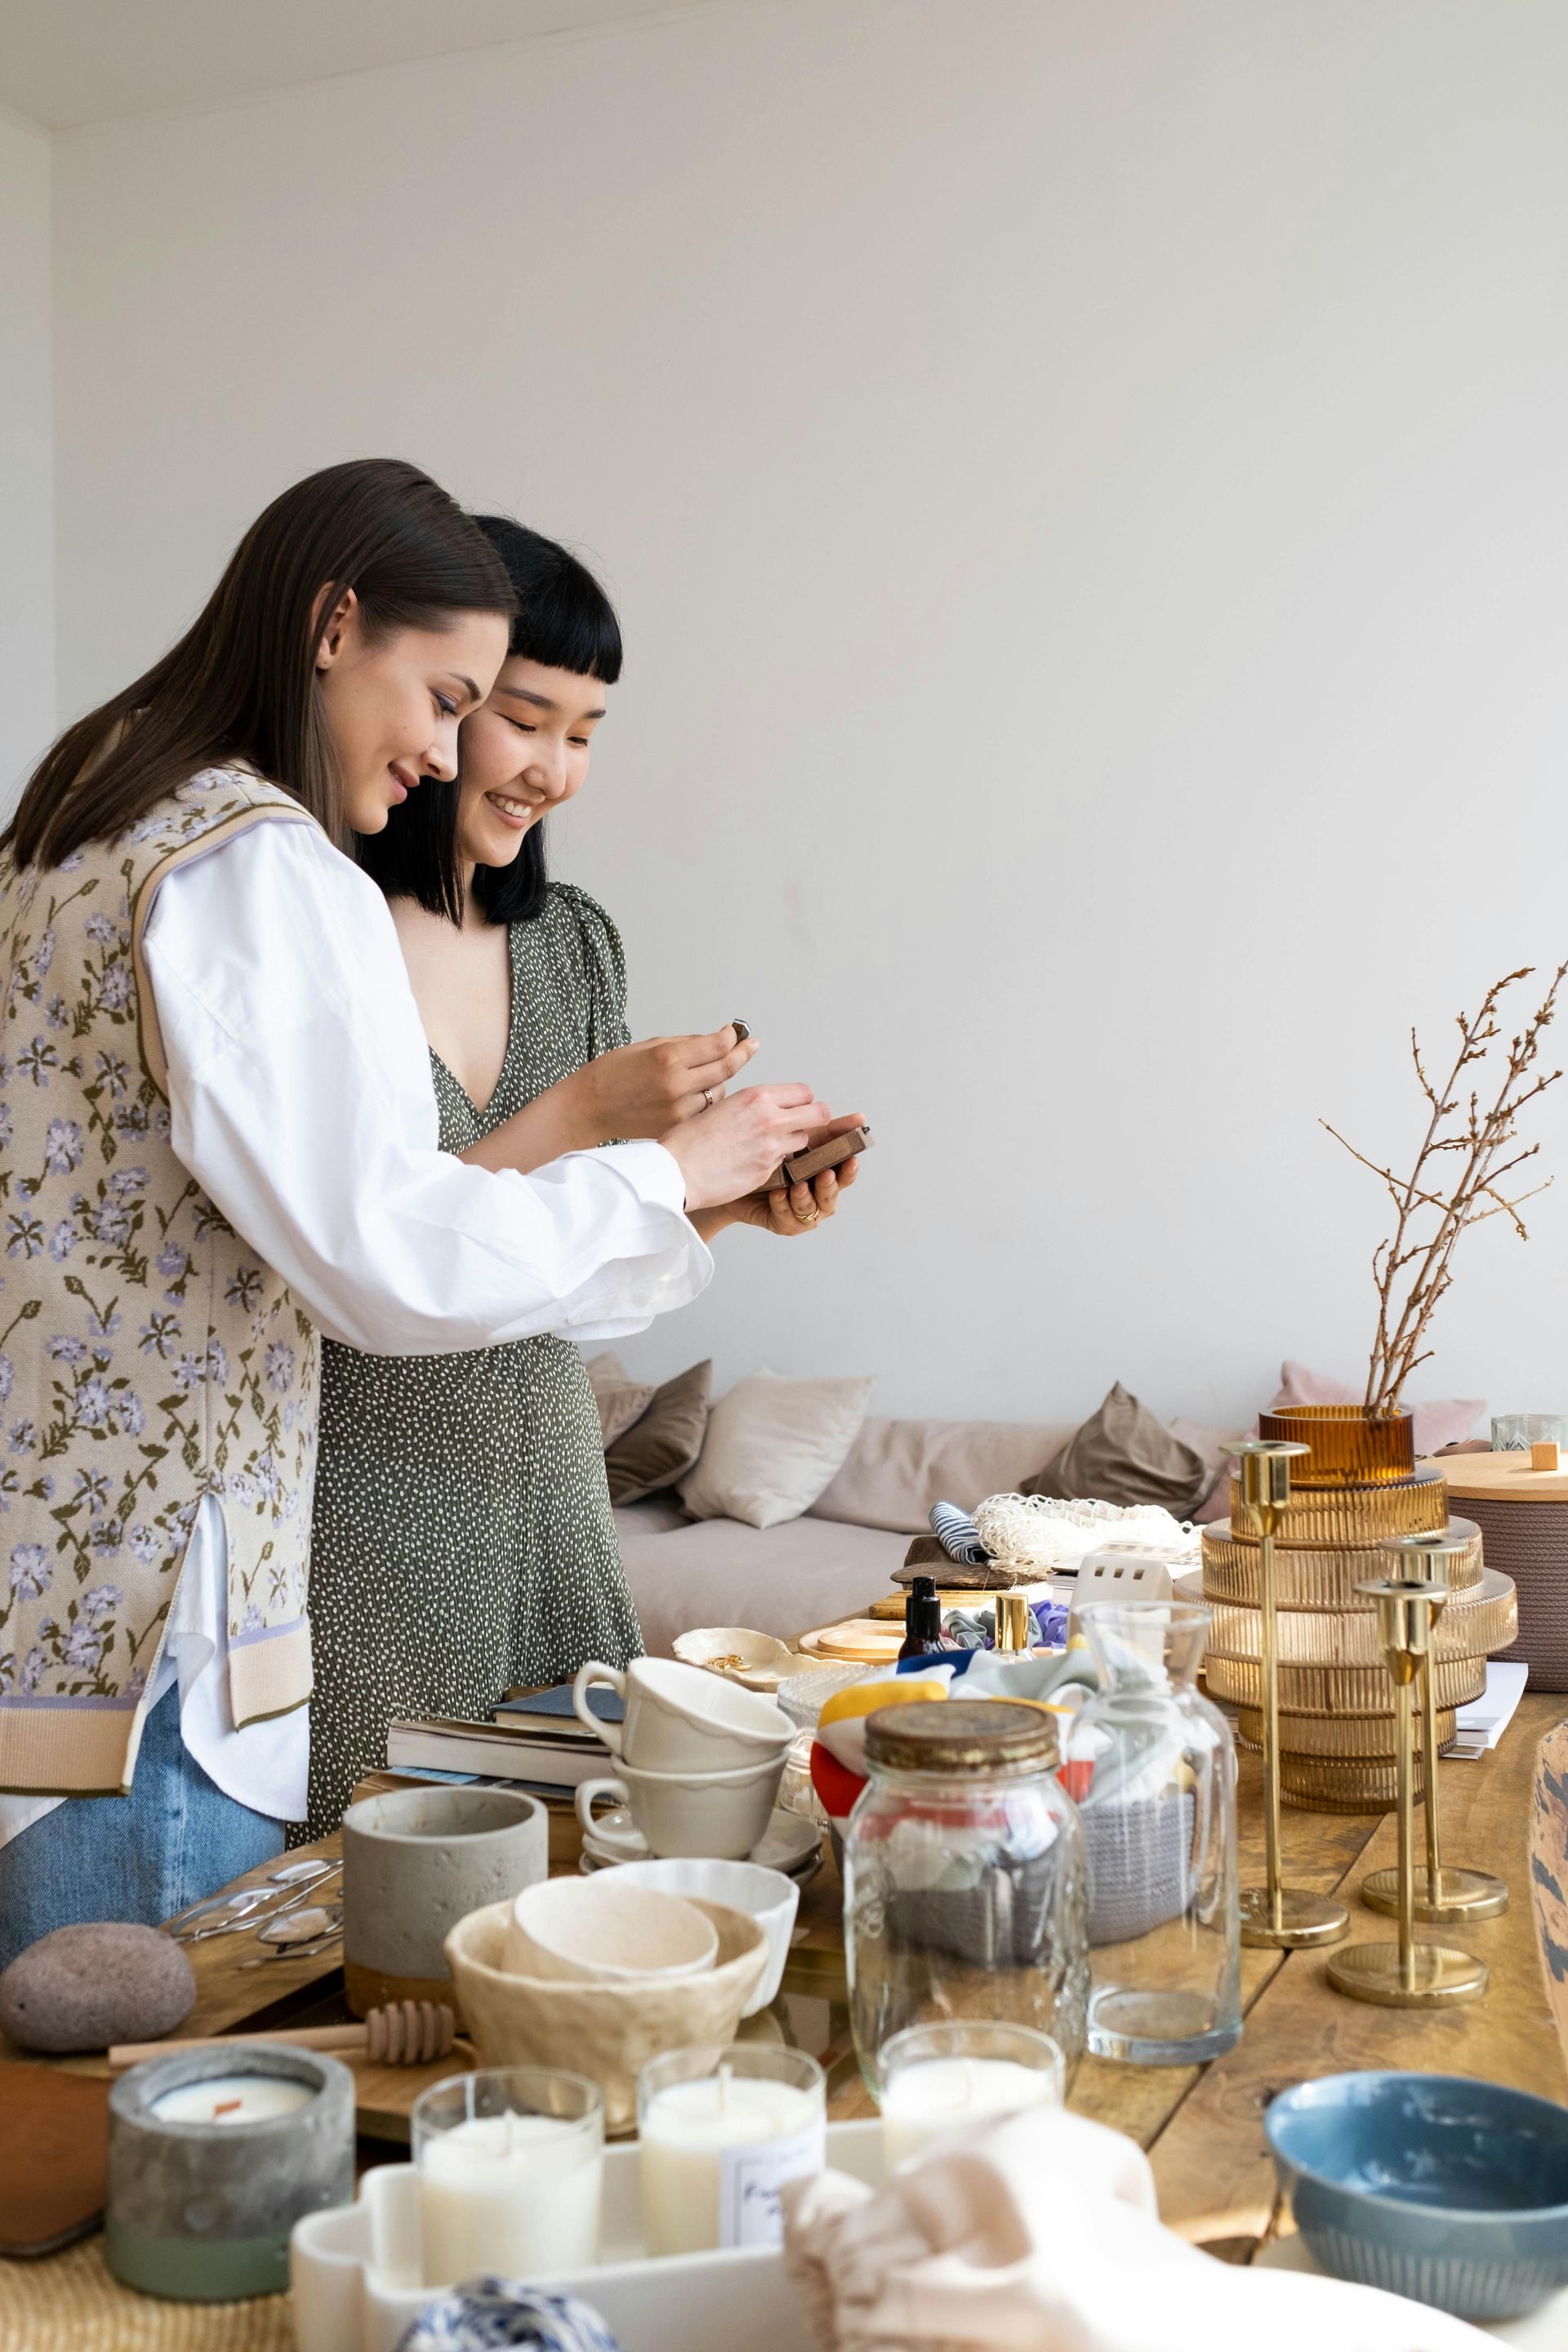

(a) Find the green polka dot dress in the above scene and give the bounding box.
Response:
[300,884,644,1842]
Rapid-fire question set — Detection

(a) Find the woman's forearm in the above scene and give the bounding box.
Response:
[459,1070,605,1174]
[688,1204,742,1242]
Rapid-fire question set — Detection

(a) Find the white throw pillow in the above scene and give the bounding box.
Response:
[679,1371,876,1530]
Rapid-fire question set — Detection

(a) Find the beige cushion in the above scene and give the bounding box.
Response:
[604,1360,711,1505]
[583,1350,657,1450]
[679,1371,875,1530]
[810,1416,1079,1534]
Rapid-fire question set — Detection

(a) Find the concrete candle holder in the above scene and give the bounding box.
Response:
[105,2044,354,2301]
[342,1784,547,2017]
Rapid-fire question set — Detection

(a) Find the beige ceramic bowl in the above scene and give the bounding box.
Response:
[503,1876,718,1985]
[446,1896,768,2134]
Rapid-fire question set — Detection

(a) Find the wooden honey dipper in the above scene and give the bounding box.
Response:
[110,1998,461,2069]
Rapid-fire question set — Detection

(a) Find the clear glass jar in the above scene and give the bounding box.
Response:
[1073,1601,1239,2065]
[843,1699,1089,2092]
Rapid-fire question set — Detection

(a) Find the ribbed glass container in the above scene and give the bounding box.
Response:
[1226,1470,1448,1546]
[1199,1519,1481,1609]
[1196,1568,1517,1668]
[1280,1753,1425,1813]
[1236,1704,1456,1758]
[1257,1403,1414,1488]
[1203,1650,1488,1715]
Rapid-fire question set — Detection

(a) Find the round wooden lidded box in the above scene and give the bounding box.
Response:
[1429,1450,1568,1692]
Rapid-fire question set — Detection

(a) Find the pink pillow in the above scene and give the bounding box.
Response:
[1268,1361,1484,1460]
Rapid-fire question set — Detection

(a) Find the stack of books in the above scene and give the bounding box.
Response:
[367,1683,627,1867]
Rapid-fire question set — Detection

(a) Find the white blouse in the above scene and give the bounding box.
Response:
[0,817,709,1851]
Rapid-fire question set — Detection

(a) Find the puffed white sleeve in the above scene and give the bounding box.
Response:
[139,816,713,1353]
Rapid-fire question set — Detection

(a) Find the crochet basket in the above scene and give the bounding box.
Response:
[1463,1494,1568,1691]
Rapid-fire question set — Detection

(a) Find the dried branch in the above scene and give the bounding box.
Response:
[1322,961,1566,1417]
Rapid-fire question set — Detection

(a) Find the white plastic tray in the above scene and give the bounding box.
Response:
[291,2118,884,2352]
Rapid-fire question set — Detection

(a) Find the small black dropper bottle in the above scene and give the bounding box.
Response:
[898,1574,945,1660]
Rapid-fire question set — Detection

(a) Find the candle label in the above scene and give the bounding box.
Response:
[717,2122,826,2248]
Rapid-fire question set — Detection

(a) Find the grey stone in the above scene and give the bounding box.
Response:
[0,1922,196,2052]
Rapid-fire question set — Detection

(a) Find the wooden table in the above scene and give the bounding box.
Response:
[3,1692,1564,2342]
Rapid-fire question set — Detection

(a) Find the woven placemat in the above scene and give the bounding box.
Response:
[0,2238,292,2352]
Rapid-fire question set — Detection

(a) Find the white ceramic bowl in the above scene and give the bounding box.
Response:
[502,1876,717,1985]
[672,1627,801,1692]
[608,1858,800,2016]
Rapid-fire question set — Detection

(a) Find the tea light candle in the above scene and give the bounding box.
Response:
[880,2054,1059,2166]
[150,2074,315,2126]
[418,2111,604,2286]
[639,2048,826,2255]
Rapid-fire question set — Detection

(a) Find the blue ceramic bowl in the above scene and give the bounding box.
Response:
[1267,2072,1568,2319]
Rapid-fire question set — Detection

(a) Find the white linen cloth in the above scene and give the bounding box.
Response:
[781,2106,1489,2352]
[0,819,710,1850]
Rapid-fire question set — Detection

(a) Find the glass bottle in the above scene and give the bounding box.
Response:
[1072,1600,1240,2064]
[842,1699,1089,2094]
[899,1575,945,1660]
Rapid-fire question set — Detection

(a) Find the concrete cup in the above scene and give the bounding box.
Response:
[342,1784,546,2018]
[573,1655,793,1772]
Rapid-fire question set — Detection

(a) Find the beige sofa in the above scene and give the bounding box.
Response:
[616,1411,1078,1656]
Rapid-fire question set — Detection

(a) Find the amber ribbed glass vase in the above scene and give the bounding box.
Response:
[1257,1402,1414,1488]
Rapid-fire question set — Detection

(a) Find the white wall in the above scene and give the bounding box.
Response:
[0,106,53,808]
[47,0,1568,1430]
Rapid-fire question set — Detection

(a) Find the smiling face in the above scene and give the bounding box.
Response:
[313,591,511,835]
[453,654,609,871]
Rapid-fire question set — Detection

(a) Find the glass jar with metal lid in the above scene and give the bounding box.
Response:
[842,1699,1088,2094]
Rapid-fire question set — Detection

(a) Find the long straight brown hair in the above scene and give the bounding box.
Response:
[5,458,515,871]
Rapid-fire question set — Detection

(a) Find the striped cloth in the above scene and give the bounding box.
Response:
[930,1499,992,1566]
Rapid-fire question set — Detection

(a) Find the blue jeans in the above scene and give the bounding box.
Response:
[0,1686,284,1971]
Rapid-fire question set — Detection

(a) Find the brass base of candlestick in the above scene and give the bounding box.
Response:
[1361,1864,1509,1922]
[1327,1940,1489,2006]
[1239,1886,1349,1949]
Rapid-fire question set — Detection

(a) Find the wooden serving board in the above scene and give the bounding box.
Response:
[1422,1448,1568,1503]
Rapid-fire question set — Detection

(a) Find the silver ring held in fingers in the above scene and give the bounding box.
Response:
[702,1086,718,1110]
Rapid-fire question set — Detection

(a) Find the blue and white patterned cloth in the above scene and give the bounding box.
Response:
[397,2285,623,2352]
[929,1499,991,1565]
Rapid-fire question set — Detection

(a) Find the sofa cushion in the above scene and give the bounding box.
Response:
[583,1350,657,1449]
[613,1504,910,1656]
[809,1416,1078,1535]
[604,1360,711,1505]
[679,1370,875,1529]
[1025,1383,1211,1519]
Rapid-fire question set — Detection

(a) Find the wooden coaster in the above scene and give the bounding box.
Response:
[800,1619,905,1663]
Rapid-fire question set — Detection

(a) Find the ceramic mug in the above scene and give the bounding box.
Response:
[574,1655,792,1773]
[575,1749,786,1861]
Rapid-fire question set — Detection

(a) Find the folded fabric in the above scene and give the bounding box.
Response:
[396,2282,623,2352]
[946,1598,1071,1650]
[929,1499,991,1565]
[781,2105,1488,2352]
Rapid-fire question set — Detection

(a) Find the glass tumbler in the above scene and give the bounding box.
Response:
[1073,1601,1240,2065]
[843,1699,1088,2091]
[412,2066,604,2287]
[1491,1414,1568,1454]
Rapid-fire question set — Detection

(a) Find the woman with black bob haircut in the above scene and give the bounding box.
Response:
[302,517,865,1838]
[0,464,824,1962]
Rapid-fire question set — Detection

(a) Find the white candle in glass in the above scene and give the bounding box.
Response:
[149,2075,315,2126]
[880,2055,1059,2167]
[639,2069,825,2255]
[418,2112,604,2287]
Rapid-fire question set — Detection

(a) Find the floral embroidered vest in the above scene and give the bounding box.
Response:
[0,771,320,1795]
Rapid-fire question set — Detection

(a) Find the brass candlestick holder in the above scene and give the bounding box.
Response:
[1230,1440,1349,1949]
[1361,1532,1508,1924]
[1327,1578,1488,2007]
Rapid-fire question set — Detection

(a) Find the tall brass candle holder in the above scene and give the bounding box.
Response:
[1327,1579,1488,2007]
[1231,1440,1348,1949]
[1361,1533,1508,1925]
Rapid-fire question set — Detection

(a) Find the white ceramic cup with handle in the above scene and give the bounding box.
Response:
[575,1748,786,1861]
[574,1655,792,1773]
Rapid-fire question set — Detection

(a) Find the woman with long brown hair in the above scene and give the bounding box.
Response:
[0,457,827,1963]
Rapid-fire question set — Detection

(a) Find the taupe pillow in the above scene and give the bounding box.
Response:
[678,1371,875,1530]
[1024,1382,1209,1519]
[583,1350,657,1450]
[604,1361,712,1505]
